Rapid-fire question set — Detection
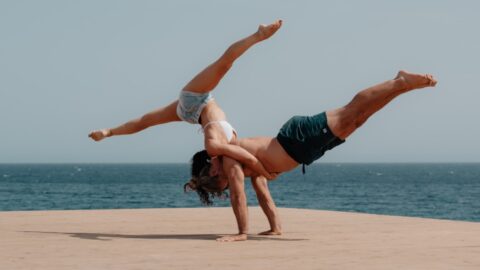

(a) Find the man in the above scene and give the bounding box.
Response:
[186,70,437,241]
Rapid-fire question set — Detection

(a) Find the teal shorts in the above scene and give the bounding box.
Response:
[276,112,345,165]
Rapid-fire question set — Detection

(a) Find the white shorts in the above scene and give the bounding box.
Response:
[176,90,213,124]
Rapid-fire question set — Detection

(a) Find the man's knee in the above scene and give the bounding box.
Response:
[330,108,365,138]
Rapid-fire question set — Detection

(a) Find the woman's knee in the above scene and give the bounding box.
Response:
[216,58,233,74]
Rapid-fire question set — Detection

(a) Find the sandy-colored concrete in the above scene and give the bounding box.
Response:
[1,207,479,270]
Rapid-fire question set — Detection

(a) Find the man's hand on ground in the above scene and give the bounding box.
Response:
[216,234,247,242]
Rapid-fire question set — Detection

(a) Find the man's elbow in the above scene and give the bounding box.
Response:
[227,166,244,181]
[227,168,246,199]
[230,191,246,203]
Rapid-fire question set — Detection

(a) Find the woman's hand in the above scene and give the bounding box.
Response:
[88,129,111,141]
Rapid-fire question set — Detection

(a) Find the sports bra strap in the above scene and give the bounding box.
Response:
[201,120,237,143]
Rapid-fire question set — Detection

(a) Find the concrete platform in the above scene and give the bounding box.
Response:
[1,207,479,269]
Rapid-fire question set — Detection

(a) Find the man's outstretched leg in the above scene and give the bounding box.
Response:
[327,70,437,139]
[183,20,282,93]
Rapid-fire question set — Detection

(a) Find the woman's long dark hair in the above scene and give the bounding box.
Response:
[191,150,211,177]
[184,150,228,205]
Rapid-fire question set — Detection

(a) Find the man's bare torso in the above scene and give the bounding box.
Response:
[233,136,299,174]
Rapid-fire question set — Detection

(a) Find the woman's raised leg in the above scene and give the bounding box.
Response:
[89,100,180,141]
[326,70,437,139]
[183,20,282,93]
[89,21,283,142]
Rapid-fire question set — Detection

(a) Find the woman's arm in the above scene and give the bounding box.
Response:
[205,140,274,180]
[251,176,282,235]
[89,100,180,141]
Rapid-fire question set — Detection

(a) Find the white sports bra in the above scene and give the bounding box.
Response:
[202,120,237,142]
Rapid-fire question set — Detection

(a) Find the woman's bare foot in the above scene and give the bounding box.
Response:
[88,129,111,141]
[395,70,437,91]
[258,229,282,236]
[216,233,248,242]
[256,20,283,41]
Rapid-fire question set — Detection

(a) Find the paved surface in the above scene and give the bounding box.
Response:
[1,207,479,269]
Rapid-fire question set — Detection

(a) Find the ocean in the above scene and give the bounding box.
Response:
[1,163,479,222]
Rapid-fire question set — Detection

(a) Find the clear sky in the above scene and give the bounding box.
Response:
[1,1,479,163]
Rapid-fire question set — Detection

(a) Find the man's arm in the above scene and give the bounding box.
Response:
[251,176,282,235]
[216,156,249,242]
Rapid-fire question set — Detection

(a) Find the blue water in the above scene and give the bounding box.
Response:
[1,163,479,222]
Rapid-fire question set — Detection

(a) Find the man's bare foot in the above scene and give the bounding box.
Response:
[395,70,437,91]
[258,229,282,236]
[256,20,282,41]
[216,234,247,242]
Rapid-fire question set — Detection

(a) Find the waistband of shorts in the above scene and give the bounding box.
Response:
[180,90,212,97]
[276,133,304,164]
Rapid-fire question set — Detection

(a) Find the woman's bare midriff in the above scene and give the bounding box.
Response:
[200,101,226,125]
[200,101,238,145]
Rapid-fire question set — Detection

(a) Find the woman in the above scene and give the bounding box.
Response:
[89,20,283,179]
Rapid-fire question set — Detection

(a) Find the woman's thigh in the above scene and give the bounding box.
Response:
[182,59,231,93]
